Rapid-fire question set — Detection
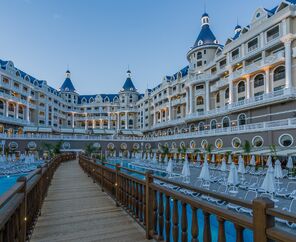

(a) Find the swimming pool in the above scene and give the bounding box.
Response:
[103,158,254,242]
[0,174,22,196]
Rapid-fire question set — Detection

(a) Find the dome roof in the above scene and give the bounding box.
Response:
[202,12,209,18]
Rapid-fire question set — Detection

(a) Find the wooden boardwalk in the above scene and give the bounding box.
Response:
[30,160,148,242]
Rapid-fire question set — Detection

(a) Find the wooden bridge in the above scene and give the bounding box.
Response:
[30,159,147,242]
[1,154,296,242]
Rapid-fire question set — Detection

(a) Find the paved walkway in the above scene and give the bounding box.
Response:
[31,160,148,242]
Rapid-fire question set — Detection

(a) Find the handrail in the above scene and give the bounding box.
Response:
[79,155,296,242]
[154,175,253,209]
[0,153,76,242]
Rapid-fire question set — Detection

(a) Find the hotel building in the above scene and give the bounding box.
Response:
[1,0,296,154]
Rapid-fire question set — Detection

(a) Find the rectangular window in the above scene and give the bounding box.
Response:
[266,26,279,42]
[195,85,204,90]
[219,59,227,68]
[248,38,258,52]
[231,48,240,60]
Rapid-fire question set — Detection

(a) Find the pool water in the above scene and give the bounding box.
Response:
[103,158,254,242]
[0,174,22,196]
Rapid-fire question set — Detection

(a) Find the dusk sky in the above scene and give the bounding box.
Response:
[1,0,279,94]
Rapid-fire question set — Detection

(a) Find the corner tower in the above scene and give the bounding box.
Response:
[60,70,78,105]
[187,13,222,73]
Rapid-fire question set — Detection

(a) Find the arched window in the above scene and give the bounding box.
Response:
[222,117,230,128]
[237,81,245,93]
[216,93,220,103]
[254,74,264,88]
[128,119,133,125]
[0,101,4,109]
[199,122,205,131]
[225,88,229,99]
[238,113,246,126]
[196,96,204,105]
[210,120,217,129]
[8,103,15,112]
[189,125,195,132]
[273,66,285,82]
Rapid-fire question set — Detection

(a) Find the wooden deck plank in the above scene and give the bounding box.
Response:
[30,160,148,242]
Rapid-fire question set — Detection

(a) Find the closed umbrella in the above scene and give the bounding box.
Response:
[199,160,210,181]
[181,160,190,183]
[220,158,227,184]
[197,154,201,163]
[227,154,232,164]
[261,166,276,194]
[211,154,215,164]
[274,159,283,191]
[220,158,227,172]
[274,160,283,179]
[238,156,246,182]
[164,155,169,163]
[250,155,256,166]
[287,156,294,169]
[227,163,239,192]
[166,158,173,178]
[267,156,272,167]
[153,153,157,164]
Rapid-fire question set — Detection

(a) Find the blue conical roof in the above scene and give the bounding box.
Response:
[193,13,219,48]
[61,78,75,92]
[60,70,75,92]
[122,70,136,91]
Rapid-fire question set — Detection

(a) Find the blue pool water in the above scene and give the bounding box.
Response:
[0,174,21,196]
[103,158,254,242]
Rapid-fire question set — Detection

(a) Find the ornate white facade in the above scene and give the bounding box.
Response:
[1,1,296,151]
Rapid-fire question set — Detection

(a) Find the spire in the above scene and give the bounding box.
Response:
[122,69,136,91]
[201,12,209,26]
[60,69,75,92]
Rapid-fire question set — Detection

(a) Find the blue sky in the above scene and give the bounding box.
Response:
[0,0,279,94]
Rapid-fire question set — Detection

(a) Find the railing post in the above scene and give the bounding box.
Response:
[101,161,105,192]
[253,197,275,242]
[145,171,153,240]
[17,176,27,242]
[115,164,120,207]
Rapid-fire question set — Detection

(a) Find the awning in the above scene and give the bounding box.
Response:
[24,126,38,132]
[131,130,143,136]
[60,128,74,133]
[105,129,116,135]
[121,130,133,135]
[38,127,52,133]
[276,148,296,156]
[74,128,86,134]
[93,129,106,134]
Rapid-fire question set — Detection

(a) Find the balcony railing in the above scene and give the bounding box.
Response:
[153,117,296,141]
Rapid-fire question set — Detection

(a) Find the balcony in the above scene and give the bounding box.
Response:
[171,97,186,106]
[0,115,30,125]
[154,117,296,141]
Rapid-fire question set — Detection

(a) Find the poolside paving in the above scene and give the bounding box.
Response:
[30,159,148,242]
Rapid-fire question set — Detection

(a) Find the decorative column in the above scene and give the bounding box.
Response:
[186,87,190,114]
[246,76,251,99]
[281,34,294,89]
[125,112,128,129]
[228,67,234,104]
[117,113,120,130]
[5,101,8,117]
[71,113,75,128]
[108,114,111,129]
[205,81,210,112]
[265,68,270,93]
[85,116,88,130]
[15,103,19,119]
[189,85,193,114]
[168,99,172,121]
[26,99,30,122]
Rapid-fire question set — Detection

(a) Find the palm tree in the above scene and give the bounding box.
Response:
[41,143,53,158]
[159,145,169,163]
[84,143,96,157]
[193,148,200,162]
[205,144,213,162]
[242,140,252,163]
